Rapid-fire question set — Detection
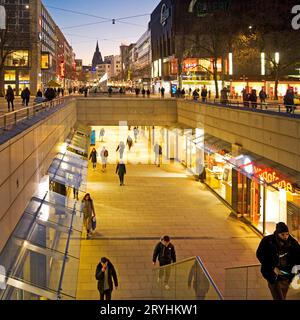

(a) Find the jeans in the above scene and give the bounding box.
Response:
[268,279,290,300]
[158,261,171,285]
[92,162,96,168]
[7,100,14,110]
[100,289,112,300]
[119,173,124,185]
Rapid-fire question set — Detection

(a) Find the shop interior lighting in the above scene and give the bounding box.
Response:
[275,52,280,64]
[261,52,265,76]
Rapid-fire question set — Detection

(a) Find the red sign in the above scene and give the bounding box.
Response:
[170,58,178,75]
[253,166,293,192]
[183,58,199,72]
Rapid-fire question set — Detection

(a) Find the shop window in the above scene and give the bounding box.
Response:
[4,70,16,81]
[19,71,30,81]
[5,50,29,67]
[41,52,50,69]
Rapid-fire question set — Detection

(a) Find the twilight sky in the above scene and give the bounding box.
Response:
[43,0,161,65]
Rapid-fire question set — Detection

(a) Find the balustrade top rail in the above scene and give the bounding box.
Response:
[87,92,300,118]
[0,96,71,134]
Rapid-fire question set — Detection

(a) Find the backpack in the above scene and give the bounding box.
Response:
[104,149,108,157]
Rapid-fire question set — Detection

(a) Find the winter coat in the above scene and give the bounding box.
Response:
[256,233,300,284]
[95,261,118,293]
[116,163,126,175]
[89,150,97,163]
[153,241,176,265]
[81,199,95,231]
[5,87,14,101]
[284,92,294,106]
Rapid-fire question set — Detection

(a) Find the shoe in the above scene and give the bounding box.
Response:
[164,284,170,290]
[120,184,122,186]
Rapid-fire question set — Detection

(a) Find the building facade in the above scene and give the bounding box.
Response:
[149,0,300,97]
[0,0,76,95]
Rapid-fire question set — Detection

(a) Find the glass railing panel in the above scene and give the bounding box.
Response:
[151,257,222,300]
[225,264,300,300]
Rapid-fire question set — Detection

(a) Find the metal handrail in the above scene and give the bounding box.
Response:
[224,263,260,270]
[0,96,72,133]
[196,256,224,300]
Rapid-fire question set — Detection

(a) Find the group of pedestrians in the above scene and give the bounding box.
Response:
[89,146,109,172]
[92,235,177,300]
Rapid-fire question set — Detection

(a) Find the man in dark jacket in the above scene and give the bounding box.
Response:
[256,222,300,300]
[153,235,176,290]
[116,161,126,186]
[95,257,118,300]
[5,85,15,111]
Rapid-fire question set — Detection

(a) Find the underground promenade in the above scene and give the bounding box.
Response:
[76,127,261,300]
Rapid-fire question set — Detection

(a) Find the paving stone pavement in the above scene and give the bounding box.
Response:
[76,127,261,300]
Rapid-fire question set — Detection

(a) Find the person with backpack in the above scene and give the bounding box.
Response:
[152,235,176,290]
[100,146,109,172]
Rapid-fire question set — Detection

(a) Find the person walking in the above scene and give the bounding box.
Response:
[199,165,206,183]
[89,147,98,169]
[99,128,105,142]
[116,160,126,186]
[95,257,118,300]
[126,135,133,151]
[36,89,43,97]
[284,89,295,114]
[256,222,300,300]
[259,88,267,106]
[81,193,96,239]
[23,87,30,106]
[152,235,176,290]
[133,126,139,143]
[116,141,125,159]
[249,89,257,108]
[100,146,109,172]
[146,89,151,98]
[160,87,165,98]
[5,85,15,111]
[188,260,210,300]
[201,86,208,102]
[154,143,162,167]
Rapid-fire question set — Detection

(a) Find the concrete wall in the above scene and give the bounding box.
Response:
[0,100,77,252]
[76,98,177,126]
[177,100,300,172]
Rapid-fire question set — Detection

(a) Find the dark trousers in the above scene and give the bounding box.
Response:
[92,162,96,168]
[158,261,171,285]
[100,289,112,300]
[7,100,14,110]
[119,173,125,185]
[268,279,290,300]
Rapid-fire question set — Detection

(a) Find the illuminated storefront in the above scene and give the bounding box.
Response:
[163,129,300,240]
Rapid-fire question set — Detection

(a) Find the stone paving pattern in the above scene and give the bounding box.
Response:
[76,127,261,300]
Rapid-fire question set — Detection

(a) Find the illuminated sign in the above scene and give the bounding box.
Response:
[254,166,294,192]
[170,58,178,75]
[160,4,170,26]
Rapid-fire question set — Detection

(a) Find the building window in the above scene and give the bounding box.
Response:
[5,50,29,67]
[4,70,16,81]
[41,52,50,69]
[19,70,30,81]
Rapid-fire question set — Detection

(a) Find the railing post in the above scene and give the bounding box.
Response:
[27,108,30,119]
[14,112,17,125]
[3,115,6,130]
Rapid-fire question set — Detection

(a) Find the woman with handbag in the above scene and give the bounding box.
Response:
[81,193,96,239]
